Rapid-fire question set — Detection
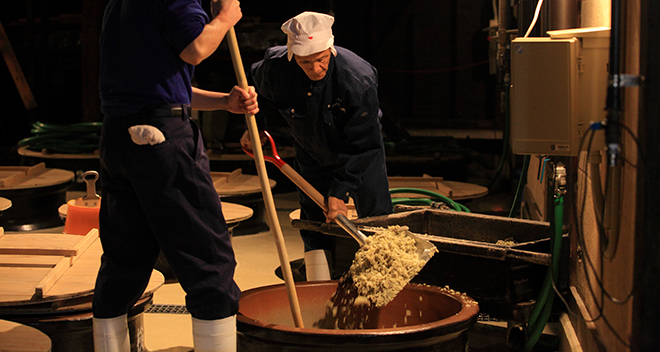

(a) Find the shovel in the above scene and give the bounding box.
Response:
[75,170,100,207]
[243,131,438,306]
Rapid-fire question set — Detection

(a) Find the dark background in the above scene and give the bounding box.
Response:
[1,0,506,184]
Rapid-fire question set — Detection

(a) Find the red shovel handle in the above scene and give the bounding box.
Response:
[242,130,286,168]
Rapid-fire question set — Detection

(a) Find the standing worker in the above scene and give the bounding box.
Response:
[92,0,258,351]
[242,11,392,281]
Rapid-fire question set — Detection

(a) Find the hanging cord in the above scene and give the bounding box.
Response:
[17,121,102,154]
[489,75,511,189]
[524,0,545,38]
[508,154,531,218]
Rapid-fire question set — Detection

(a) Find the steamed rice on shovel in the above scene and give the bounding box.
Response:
[313,225,439,329]
[349,225,435,307]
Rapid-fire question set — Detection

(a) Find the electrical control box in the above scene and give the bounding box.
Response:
[510,27,609,156]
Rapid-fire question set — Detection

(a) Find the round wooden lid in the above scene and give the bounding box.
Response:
[0,164,74,191]
[0,197,11,212]
[0,319,51,351]
[222,202,253,224]
[0,232,164,307]
[211,170,276,196]
[18,146,99,160]
[388,176,488,200]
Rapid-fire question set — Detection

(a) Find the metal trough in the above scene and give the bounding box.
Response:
[292,206,559,322]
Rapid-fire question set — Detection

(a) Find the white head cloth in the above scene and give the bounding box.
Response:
[281,11,338,61]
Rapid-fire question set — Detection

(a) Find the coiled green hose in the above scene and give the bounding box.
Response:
[17,121,102,154]
[389,187,470,212]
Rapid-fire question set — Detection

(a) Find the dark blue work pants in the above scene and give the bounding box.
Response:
[92,115,240,320]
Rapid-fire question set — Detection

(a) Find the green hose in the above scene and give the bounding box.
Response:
[389,187,470,212]
[17,121,102,154]
[524,194,563,351]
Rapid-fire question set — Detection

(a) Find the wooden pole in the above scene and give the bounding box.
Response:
[224,27,305,328]
[0,21,37,110]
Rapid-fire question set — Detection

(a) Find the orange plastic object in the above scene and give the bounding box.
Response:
[63,199,100,235]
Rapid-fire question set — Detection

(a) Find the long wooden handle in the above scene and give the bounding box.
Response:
[280,164,327,211]
[280,162,367,245]
[225,27,305,328]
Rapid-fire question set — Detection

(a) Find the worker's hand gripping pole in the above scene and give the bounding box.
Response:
[220,2,304,328]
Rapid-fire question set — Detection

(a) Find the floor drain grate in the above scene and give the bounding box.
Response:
[146,304,189,314]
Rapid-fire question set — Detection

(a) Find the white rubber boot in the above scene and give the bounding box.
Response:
[304,249,331,281]
[192,315,236,352]
[93,314,130,352]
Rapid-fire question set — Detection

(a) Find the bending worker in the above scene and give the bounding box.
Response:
[242,11,392,281]
[92,0,258,351]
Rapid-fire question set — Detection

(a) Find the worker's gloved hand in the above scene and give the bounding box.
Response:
[128,125,166,146]
[325,196,348,223]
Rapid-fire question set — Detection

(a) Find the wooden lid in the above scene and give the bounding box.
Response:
[18,146,99,160]
[211,169,276,196]
[0,229,163,306]
[0,163,74,190]
[0,197,11,212]
[222,202,253,224]
[388,175,488,200]
[0,319,51,352]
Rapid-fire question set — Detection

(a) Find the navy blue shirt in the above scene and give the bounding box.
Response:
[99,0,208,117]
[250,46,386,200]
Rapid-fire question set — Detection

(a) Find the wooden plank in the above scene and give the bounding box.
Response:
[0,163,46,188]
[69,228,99,265]
[0,231,99,300]
[0,171,23,188]
[435,181,454,198]
[0,267,50,296]
[227,168,243,182]
[0,21,38,110]
[34,257,71,299]
[0,255,63,268]
[0,232,91,256]
[41,239,102,299]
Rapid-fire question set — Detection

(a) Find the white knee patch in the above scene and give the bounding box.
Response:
[128,125,166,145]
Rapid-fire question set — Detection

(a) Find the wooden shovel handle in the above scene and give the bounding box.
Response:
[224,25,305,328]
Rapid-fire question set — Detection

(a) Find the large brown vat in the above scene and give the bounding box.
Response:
[237,281,479,352]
